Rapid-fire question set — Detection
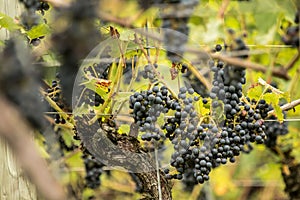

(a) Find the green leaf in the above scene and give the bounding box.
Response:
[81,78,108,99]
[263,93,279,105]
[116,92,133,100]
[118,124,130,134]
[119,29,135,41]
[189,16,205,26]
[0,12,20,31]
[61,128,75,148]
[82,188,95,200]
[134,82,150,92]
[247,85,263,101]
[26,23,51,39]
[195,97,211,117]
[254,12,277,34]
[125,46,142,57]
[65,151,83,168]
[34,133,50,158]
[282,91,290,103]
[274,104,284,122]
[262,93,284,122]
[157,113,165,126]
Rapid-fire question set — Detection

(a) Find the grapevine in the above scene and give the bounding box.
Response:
[1,1,300,200]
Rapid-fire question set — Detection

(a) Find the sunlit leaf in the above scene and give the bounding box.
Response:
[274,104,284,122]
[247,85,263,100]
[118,124,130,134]
[195,97,211,117]
[263,93,279,105]
[26,23,51,39]
[0,13,20,31]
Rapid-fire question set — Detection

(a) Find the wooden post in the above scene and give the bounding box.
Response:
[0,1,38,199]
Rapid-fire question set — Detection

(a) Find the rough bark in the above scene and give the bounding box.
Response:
[76,116,172,199]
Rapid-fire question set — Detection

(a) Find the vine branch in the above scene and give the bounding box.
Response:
[210,53,290,80]
[218,0,230,19]
[285,48,300,70]
[268,98,300,116]
[98,12,291,80]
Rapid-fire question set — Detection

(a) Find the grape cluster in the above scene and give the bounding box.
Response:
[19,0,40,10]
[182,45,223,98]
[162,39,279,187]
[88,62,111,80]
[129,86,175,141]
[20,9,41,30]
[210,41,248,119]
[80,87,105,108]
[82,153,105,189]
[282,10,299,47]
[181,168,198,191]
[163,86,199,142]
[282,160,300,199]
[263,83,289,147]
[168,93,267,187]
[141,64,159,82]
[264,114,288,148]
[37,1,50,15]
[29,36,45,46]
[214,64,245,119]
[282,26,299,47]
[19,0,49,31]
[45,79,80,153]
[163,87,216,183]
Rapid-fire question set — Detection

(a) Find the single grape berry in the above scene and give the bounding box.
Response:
[215,44,222,52]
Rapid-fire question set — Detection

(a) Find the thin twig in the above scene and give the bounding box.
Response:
[155,148,162,200]
[134,33,178,99]
[186,62,212,90]
[268,98,300,116]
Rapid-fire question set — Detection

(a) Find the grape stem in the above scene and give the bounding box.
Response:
[186,62,212,90]
[133,33,178,99]
[155,148,162,200]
